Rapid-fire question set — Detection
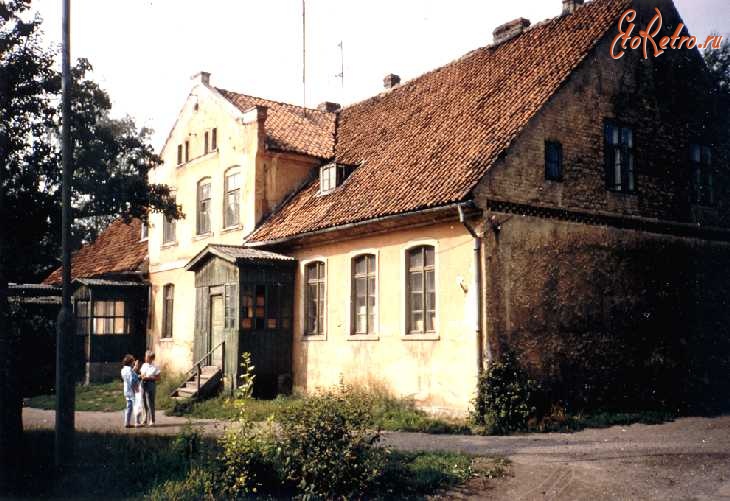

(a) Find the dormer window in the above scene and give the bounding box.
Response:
[319,163,355,195]
[140,222,148,241]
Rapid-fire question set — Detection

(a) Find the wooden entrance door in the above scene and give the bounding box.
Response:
[210,295,224,368]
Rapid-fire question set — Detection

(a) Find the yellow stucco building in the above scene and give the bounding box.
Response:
[52,0,730,415]
[145,71,482,414]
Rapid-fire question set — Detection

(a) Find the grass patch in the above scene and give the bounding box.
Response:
[25,373,186,412]
[13,430,204,498]
[171,390,472,435]
[8,430,491,499]
[529,409,676,433]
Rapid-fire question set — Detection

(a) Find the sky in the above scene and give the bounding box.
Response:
[31,0,730,150]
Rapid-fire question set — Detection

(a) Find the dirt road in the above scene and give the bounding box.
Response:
[23,408,730,500]
[384,415,730,500]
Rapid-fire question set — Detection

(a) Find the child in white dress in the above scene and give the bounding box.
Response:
[132,359,144,426]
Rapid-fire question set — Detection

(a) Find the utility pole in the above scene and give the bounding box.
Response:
[55,0,75,469]
[335,41,344,92]
[302,0,306,108]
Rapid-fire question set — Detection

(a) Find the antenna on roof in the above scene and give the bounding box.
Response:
[335,40,344,91]
[302,0,307,110]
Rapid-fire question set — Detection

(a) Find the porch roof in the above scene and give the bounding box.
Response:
[184,244,295,272]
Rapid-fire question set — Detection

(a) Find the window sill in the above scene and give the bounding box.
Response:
[221,224,242,235]
[193,232,213,241]
[606,189,638,196]
[301,334,327,342]
[348,334,379,342]
[161,241,178,249]
[160,337,174,343]
[401,333,440,341]
[176,150,219,169]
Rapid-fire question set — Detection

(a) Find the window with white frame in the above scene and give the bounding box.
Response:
[197,178,211,235]
[304,261,326,335]
[690,144,714,205]
[92,300,130,335]
[406,246,436,334]
[224,168,241,228]
[604,121,635,193]
[352,254,376,335]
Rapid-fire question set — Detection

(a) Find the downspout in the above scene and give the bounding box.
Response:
[458,204,484,376]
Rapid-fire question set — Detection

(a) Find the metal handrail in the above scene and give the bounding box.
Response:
[171,340,225,397]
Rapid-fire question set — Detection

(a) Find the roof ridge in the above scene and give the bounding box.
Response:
[216,87,334,115]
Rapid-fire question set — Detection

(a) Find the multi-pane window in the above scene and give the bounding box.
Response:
[92,300,130,335]
[177,144,183,165]
[545,141,563,181]
[352,254,376,335]
[320,164,337,194]
[211,128,218,151]
[197,179,211,235]
[224,169,241,228]
[204,131,210,154]
[319,163,355,194]
[305,262,326,335]
[224,284,237,329]
[75,300,90,335]
[184,140,190,163]
[604,122,635,192]
[240,284,288,331]
[162,284,174,338]
[690,144,714,205]
[163,216,176,244]
[407,246,436,334]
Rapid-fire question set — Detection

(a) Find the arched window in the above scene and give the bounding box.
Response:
[197,178,211,235]
[406,245,436,334]
[304,261,326,335]
[162,284,174,338]
[351,254,376,335]
[224,168,241,228]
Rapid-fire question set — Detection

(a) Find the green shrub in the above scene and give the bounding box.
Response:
[278,384,384,499]
[215,423,280,498]
[472,351,540,434]
[146,468,216,501]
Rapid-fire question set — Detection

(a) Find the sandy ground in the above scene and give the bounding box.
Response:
[383,416,730,500]
[23,408,730,500]
[22,407,234,435]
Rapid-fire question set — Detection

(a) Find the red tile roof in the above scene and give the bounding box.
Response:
[217,89,336,159]
[43,218,147,285]
[247,0,630,243]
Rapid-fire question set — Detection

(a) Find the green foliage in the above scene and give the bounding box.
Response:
[531,407,676,433]
[215,422,281,498]
[26,374,186,412]
[147,468,216,501]
[234,351,256,403]
[173,384,471,435]
[277,384,384,499]
[472,352,539,434]
[704,36,730,94]
[0,1,181,284]
[378,451,475,496]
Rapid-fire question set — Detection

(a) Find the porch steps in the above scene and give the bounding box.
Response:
[170,365,222,401]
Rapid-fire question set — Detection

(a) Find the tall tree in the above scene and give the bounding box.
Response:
[0,0,180,489]
[704,36,730,94]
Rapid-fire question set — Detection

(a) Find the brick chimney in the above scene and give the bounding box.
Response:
[493,18,531,45]
[562,0,584,15]
[317,101,341,112]
[192,71,211,86]
[383,73,401,89]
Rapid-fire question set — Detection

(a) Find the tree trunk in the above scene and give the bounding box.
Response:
[0,186,22,493]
